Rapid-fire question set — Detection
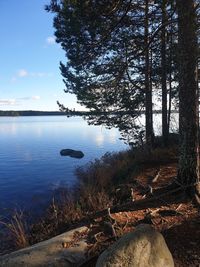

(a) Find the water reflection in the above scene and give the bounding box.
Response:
[0,116,127,216]
[108,131,118,144]
[0,122,17,135]
[94,132,105,146]
[24,152,33,162]
[0,113,178,216]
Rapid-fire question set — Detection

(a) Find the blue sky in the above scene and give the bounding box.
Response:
[0,0,80,111]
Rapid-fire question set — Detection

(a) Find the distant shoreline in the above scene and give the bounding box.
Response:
[0,110,179,117]
[0,111,67,117]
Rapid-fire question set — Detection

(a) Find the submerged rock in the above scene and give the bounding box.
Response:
[60,149,84,159]
[96,224,174,267]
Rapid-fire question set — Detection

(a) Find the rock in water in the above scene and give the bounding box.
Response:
[60,149,74,156]
[60,149,84,159]
[96,224,174,267]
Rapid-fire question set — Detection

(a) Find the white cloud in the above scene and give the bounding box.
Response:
[0,99,16,106]
[19,96,41,101]
[31,95,40,100]
[12,70,53,81]
[0,96,41,106]
[30,72,53,77]
[31,72,45,77]
[46,36,56,45]
[18,69,28,77]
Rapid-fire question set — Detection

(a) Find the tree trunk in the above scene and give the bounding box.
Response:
[145,0,154,150]
[167,19,173,135]
[161,0,168,146]
[177,0,200,200]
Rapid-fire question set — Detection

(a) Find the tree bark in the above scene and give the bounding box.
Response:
[167,19,173,135]
[176,0,200,199]
[145,0,154,150]
[161,0,168,146]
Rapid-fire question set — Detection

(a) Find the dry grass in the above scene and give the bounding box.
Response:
[1,142,178,252]
[0,210,29,249]
[29,146,177,243]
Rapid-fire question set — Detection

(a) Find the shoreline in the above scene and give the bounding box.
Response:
[1,141,199,266]
[1,141,178,253]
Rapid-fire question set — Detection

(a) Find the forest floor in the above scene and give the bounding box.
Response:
[0,144,200,266]
[80,162,200,267]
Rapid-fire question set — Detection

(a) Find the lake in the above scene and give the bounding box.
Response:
[0,116,127,217]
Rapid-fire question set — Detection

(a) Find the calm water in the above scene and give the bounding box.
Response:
[0,116,127,217]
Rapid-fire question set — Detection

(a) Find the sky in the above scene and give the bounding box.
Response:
[0,0,80,111]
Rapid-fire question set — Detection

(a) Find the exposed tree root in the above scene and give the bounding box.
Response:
[91,184,192,220]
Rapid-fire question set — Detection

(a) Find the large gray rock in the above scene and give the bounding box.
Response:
[96,224,174,267]
[60,149,84,159]
[0,226,88,267]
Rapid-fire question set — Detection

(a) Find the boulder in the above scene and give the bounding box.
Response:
[60,149,84,159]
[96,224,174,267]
[0,226,88,267]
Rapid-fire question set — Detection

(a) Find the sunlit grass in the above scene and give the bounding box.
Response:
[0,210,29,249]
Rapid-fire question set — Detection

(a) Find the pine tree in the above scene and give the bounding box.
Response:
[176,0,200,201]
[46,0,158,146]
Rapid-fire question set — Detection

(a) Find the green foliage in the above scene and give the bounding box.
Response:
[46,0,180,144]
[46,1,155,143]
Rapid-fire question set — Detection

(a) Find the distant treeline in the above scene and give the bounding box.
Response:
[0,109,178,117]
[0,110,66,116]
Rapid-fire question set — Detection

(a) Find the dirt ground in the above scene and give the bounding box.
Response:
[81,163,200,267]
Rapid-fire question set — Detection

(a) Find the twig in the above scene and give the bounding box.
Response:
[152,169,162,183]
